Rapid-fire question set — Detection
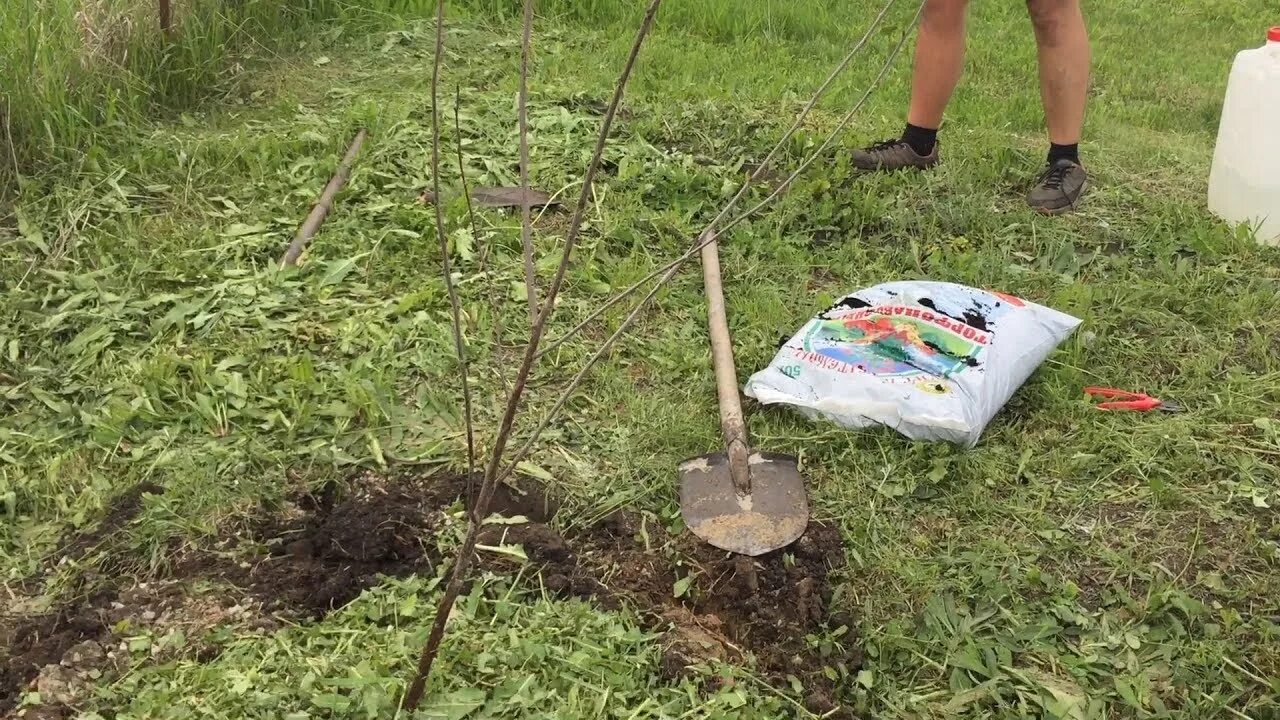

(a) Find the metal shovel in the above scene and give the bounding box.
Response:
[678,231,809,557]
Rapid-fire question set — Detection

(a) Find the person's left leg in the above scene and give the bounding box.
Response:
[1025,0,1091,214]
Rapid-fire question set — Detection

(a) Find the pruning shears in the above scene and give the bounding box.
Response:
[1085,386,1183,413]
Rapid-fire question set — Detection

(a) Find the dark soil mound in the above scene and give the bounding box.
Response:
[248,478,445,617]
[1,482,163,716]
[234,471,559,618]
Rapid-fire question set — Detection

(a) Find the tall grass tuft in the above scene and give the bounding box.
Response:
[1,0,867,196]
[0,0,435,194]
[451,0,867,43]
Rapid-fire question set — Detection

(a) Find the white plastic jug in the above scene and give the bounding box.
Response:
[1208,27,1280,246]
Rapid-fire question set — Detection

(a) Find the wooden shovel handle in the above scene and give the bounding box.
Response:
[699,230,752,495]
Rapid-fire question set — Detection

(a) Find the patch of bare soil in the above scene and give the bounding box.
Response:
[139,471,557,624]
[1,579,265,719]
[223,471,558,618]
[1,599,108,717]
[4,471,856,716]
[245,478,445,618]
[234,471,860,710]
[478,510,860,716]
[2,482,164,716]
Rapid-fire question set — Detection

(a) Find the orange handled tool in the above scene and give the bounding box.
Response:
[1085,387,1183,412]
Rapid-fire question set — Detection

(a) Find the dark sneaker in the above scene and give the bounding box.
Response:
[851,139,939,172]
[1027,159,1088,214]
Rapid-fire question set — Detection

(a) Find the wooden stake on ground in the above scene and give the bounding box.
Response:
[279,129,368,268]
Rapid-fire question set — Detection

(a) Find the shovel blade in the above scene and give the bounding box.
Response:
[678,451,809,556]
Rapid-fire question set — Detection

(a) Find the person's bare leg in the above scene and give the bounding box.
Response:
[1025,0,1091,213]
[853,0,969,170]
[1027,0,1090,145]
[906,0,971,130]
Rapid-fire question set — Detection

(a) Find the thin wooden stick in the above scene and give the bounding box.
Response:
[455,84,510,399]
[400,0,663,710]
[517,0,538,326]
[424,17,476,497]
[454,85,515,446]
[536,0,901,358]
[452,85,485,499]
[495,0,926,482]
[279,129,367,268]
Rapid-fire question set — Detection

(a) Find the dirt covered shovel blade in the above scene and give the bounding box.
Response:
[679,451,808,556]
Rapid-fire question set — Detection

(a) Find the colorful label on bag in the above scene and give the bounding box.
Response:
[798,310,984,378]
[796,301,994,380]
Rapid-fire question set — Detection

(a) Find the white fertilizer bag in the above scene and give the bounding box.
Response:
[744,281,1081,447]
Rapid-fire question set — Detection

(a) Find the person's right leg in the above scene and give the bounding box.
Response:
[854,0,970,171]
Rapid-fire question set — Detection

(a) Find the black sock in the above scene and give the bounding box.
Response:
[901,123,938,156]
[1048,143,1080,165]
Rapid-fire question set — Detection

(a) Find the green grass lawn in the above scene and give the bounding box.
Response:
[3,1,1280,718]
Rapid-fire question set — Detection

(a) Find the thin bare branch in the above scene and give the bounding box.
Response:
[518,0,538,326]
[536,0,900,357]
[401,0,663,709]
[456,86,513,400]
[428,13,477,490]
[497,1,926,481]
[453,84,491,500]
[496,238,677,487]
[529,0,659,328]
[408,5,477,704]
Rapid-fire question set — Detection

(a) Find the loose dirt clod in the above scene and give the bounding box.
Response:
[2,482,164,716]
[478,523,572,565]
[1,576,268,717]
[0,603,108,714]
